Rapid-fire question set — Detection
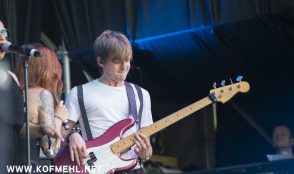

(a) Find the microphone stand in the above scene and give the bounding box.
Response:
[23,55,31,174]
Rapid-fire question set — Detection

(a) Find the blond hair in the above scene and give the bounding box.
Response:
[93,30,132,63]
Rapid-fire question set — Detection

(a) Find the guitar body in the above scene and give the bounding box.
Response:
[54,119,137,174]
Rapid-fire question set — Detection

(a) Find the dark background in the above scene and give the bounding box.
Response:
[1,0,294,171]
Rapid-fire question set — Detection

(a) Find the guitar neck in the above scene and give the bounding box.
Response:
[111,96,213,154]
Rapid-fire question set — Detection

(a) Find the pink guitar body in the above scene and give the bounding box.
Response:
[54,119,137,174]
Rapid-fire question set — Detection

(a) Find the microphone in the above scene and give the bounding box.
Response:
[0,42,43,57]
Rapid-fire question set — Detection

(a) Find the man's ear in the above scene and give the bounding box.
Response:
[96,56,103,67]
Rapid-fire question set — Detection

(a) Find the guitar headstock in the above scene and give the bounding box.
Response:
[209,78,250,104]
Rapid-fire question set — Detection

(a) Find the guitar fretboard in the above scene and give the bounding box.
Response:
[111,96,213,154]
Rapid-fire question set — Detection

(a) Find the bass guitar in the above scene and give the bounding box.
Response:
[54,79,250,174]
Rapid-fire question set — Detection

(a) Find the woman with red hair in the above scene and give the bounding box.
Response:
[15,43,68,161]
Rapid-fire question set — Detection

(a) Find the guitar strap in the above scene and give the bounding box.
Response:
[125,82,143,130]
[134,84,144,129]
[77,82,143,141]
[77,85,93,140]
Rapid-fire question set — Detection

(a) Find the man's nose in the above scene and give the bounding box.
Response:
[121,62,127,69]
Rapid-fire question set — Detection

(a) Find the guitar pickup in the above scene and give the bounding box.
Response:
[87,159,94,167]
[89,152,97,162]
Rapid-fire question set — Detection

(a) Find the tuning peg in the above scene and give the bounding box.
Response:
[219,80,225,93]
[236,76,243,82]
[213,82,217,89]
[221,80,225,86]
[229,78,233,90]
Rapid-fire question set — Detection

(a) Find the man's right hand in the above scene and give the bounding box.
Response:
[68,132,88,166]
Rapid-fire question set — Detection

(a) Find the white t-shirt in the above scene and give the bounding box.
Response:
[65,79,153,160]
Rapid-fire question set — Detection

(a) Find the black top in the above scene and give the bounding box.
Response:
[0,73,25,173]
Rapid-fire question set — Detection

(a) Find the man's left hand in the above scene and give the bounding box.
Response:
[134,133,152,160]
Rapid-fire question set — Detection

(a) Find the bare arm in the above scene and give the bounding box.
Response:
[19,123,63,140]
[19,89,64,140]
[19,123,46,139]
[61,120,88,166]
[61,120,76,142]
[39,89,61,157]
[39,90,55,127]
[53,100,69,150]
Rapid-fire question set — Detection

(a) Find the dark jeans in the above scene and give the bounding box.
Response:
[116,168,144,174]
